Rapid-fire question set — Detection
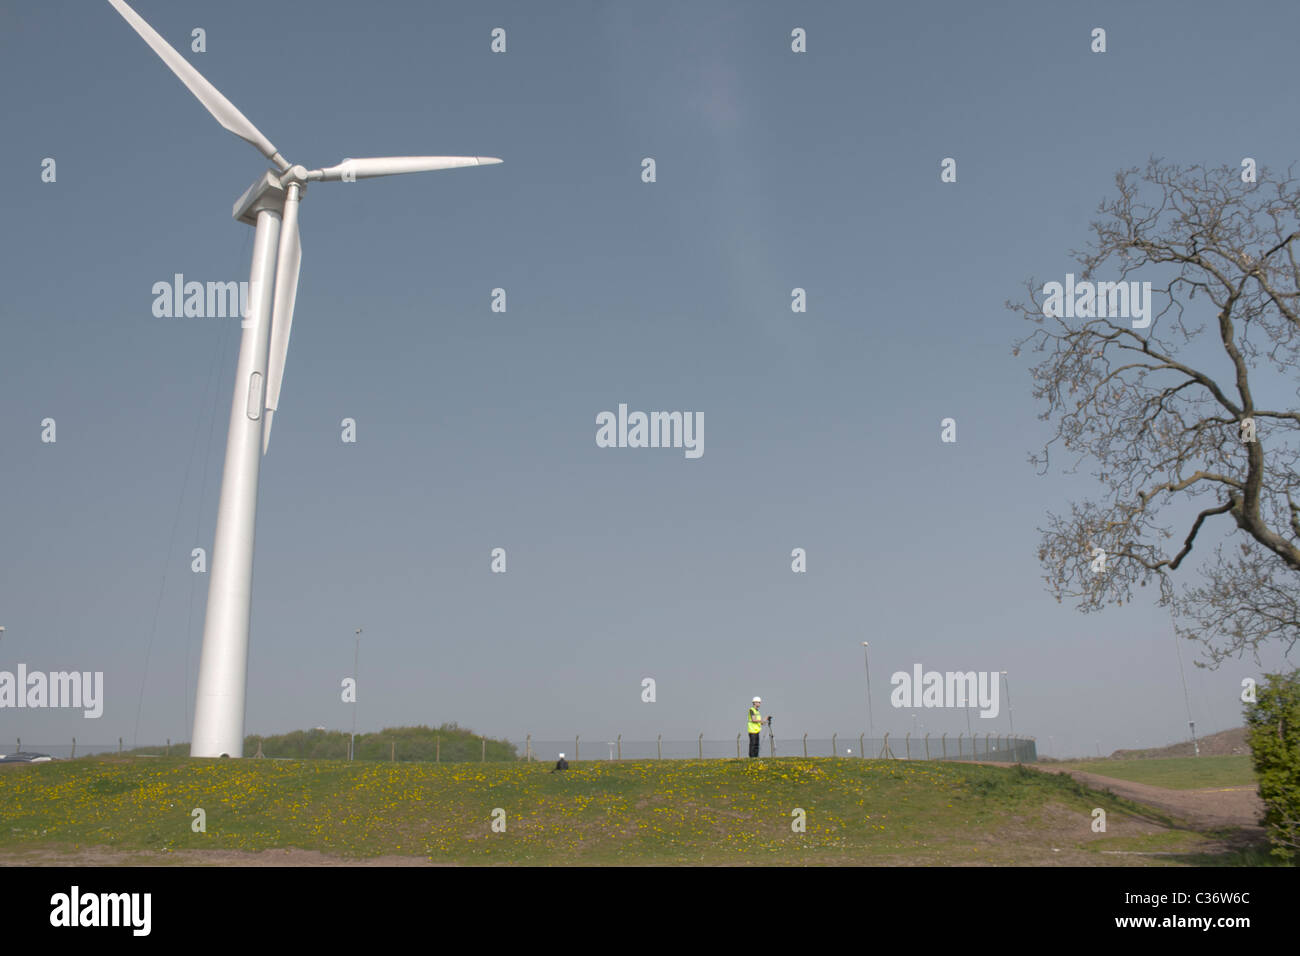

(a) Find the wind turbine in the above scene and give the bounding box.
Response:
[106,0,501,757]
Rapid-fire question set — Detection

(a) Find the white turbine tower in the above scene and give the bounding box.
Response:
[107,0,501,757]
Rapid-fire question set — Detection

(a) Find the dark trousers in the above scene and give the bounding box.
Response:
[749,732,761,757]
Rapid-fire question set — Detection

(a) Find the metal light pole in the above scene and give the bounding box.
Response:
[861,642,875,740]
[1172,628,1199,756]
[1000,670,1014,738]
[350,627,362,760]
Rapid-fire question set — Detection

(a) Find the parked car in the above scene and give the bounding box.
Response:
[0,752,54,763]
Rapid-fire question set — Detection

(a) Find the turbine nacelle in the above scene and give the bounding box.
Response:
[233,171,297,226]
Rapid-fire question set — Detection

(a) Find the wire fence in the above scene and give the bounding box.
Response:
[3,738,164,760]
[512,734,1036,763]
[5,733,1037,763]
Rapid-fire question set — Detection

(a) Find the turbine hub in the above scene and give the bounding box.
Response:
[277,164,311,187]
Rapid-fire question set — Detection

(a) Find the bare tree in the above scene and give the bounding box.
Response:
[1008,158,1300,667]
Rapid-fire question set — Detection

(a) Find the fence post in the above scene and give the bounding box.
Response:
[924,732,930,760]
[736,733,741,759]
[616,734,621,760]
[576,736,580,762]
[118,737,123,754]
[436,737,440,763]
[905,732,911,760]
[941,733,947,759]
[698,733,703,759]
[526,734,532,762]
[832,733,837,757]
[391,740,395,762]
[802,733,807,758]
[166,738,170,757]
[71,737,76,759]
[657,734,662,760]
[957,732,964,760]
[986,733,991,760]
[859,733,865,758]
[769,732,775,758]
[481,737,486,762]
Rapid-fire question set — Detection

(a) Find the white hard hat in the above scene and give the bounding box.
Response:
[558,753,565,758]
[752,696,762,702]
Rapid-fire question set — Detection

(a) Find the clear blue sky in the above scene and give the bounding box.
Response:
[2,0,1295,757]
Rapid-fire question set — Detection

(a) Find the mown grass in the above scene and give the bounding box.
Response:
[1048,755,1255,790]
[0,756,1251,865]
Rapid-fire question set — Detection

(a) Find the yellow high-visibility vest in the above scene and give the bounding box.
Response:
[748,707,761,734]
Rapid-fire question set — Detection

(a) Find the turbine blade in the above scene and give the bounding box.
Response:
[310,156,502,182]
[263,207,302,455]
[106,0,287,168]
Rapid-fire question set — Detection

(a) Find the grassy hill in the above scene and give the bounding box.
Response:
[1109,727,1249,760]
[0,756,1272,865]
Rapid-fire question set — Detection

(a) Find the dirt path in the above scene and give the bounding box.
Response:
[0,845,439,867]
[1029,765,1265,831]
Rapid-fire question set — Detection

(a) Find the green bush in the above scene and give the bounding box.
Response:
[244,723,518,762]
[122,724,519,762]
[1244,670,1300,861]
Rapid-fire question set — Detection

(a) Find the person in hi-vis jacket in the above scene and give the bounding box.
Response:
[747,696,763,758]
